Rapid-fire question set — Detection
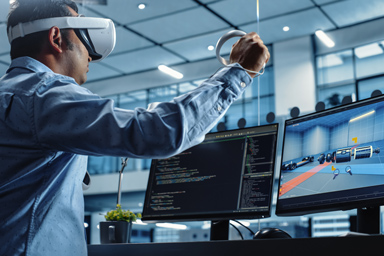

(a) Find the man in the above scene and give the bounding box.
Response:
[0,0,269,255]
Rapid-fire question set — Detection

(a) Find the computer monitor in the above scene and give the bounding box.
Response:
[142,124,279,239]
[276,95,384,233]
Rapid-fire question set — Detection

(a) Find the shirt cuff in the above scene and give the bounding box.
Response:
[210,63,253,98]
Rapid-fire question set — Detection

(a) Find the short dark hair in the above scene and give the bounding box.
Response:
[7,0,79,60]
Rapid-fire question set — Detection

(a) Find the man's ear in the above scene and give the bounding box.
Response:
[48,26,63,54]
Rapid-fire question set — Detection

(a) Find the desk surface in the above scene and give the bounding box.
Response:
[88,235,384,256]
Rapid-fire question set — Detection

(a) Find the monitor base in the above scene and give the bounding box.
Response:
[210,220,229,241]
[357,206,381,234]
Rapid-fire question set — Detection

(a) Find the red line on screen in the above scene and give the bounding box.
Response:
[279,162,331,197]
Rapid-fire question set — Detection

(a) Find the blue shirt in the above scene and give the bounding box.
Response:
[0,57,252,255]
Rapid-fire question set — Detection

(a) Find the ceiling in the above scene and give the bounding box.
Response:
[0,0,384,87]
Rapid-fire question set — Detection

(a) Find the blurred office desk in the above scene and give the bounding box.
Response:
[88,235,384,256]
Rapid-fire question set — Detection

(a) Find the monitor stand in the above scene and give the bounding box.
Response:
[357,206,381,234]
[210,220,229,240]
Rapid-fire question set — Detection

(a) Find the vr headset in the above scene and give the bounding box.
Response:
[7,15,116,62]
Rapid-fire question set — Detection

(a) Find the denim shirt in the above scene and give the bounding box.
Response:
[0,57,252,255]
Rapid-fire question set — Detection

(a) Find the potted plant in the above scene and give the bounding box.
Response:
[100,204,142,244]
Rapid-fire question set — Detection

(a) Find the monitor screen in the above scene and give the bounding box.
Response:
[276,95,384,216]
[142,124,279,222]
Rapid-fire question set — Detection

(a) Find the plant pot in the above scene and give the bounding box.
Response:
[100,221,132,244]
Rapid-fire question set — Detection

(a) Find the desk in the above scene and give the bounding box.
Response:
[88,235,383,256]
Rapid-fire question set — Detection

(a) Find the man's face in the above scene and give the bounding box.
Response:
[62,7,92,85]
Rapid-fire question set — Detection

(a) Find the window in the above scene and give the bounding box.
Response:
[354,42,384,79]
[317,83,356,109]
[316,50,354,87]
[244,66,275,127]
[316,41,384,107]
[149,85,178,103]
[358,75,384,100]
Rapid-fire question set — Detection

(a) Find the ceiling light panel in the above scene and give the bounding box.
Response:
[322,0,384,27]
[87,0,197,25]
[137,3,146,10]
[102,46,184,75]
[128,7,229,44]
[315,30,335,48]
[158,65,183,79]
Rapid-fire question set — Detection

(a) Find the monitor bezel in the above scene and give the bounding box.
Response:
[276,94,384,216]
[141,123,279,223]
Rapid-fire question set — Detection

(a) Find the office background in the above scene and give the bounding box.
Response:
[2,0,384,243]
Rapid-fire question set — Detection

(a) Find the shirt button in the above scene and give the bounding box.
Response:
[240,82,246,88]
[217,105,222,111]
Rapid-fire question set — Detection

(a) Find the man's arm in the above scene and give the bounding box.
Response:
[33,63,251,159]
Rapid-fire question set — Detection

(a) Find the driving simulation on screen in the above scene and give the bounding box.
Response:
[277,96,384,215]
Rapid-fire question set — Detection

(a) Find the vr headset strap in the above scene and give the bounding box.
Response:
[8,17,110,43]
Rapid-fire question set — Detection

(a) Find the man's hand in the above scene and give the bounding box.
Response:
[230,32,270,78]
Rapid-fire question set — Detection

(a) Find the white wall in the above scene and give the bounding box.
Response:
[330,121,349,150]
[273,36,316,116]
[283,130,302,161]
[303,126,329,156]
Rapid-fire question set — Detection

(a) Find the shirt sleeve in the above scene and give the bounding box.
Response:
[33,63,252,159]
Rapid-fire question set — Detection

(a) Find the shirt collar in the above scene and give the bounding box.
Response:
[7,56,54,74]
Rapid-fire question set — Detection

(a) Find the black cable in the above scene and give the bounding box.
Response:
[229,222,244,240]
[232,220,256,236]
